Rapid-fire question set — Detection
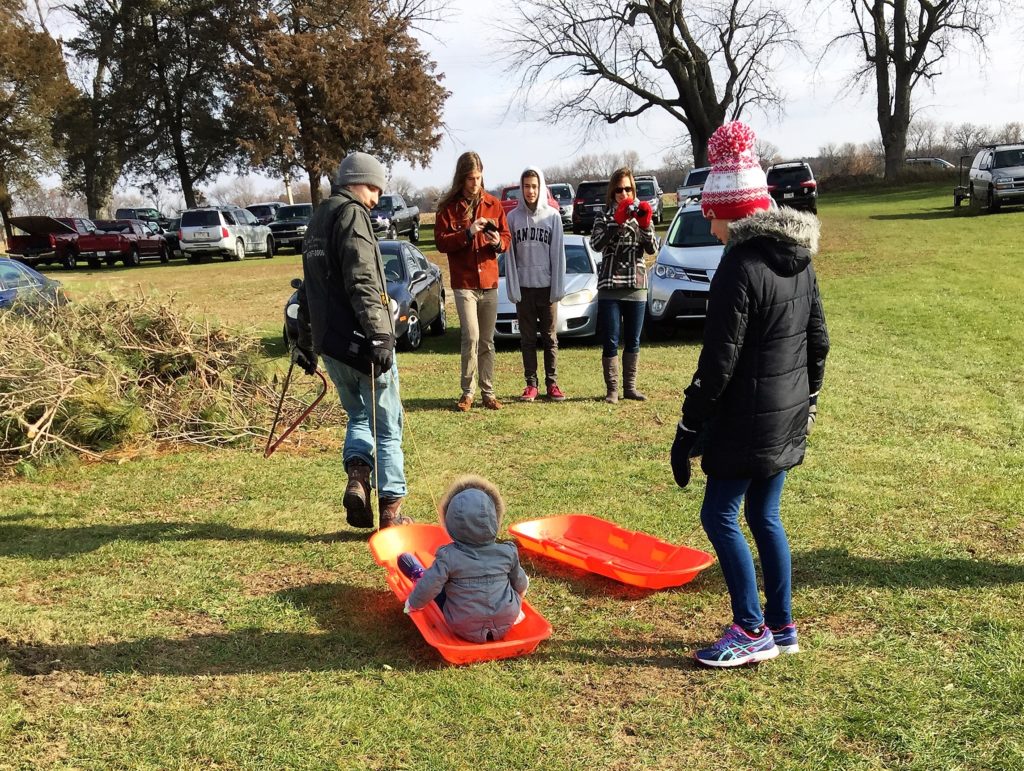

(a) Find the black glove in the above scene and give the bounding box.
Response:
[370,334,395,377]
[807,394,819,436]
[290,344,317,376]
[670,424,698,489]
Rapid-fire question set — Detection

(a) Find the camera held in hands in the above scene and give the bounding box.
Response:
[482,220,499,234]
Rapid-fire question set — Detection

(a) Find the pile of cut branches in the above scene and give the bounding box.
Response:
[0,295,335,467]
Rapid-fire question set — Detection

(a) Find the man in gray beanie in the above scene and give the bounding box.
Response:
[294,151,412,530]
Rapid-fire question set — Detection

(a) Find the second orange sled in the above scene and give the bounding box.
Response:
[509,514,715,590]
[368,523,553,665]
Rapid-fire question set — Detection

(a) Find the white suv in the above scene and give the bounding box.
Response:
[179,206,275,263]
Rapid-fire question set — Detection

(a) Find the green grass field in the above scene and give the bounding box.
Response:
[2,187,1023,769]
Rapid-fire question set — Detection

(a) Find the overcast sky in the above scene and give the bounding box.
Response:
[388,0,1024,190]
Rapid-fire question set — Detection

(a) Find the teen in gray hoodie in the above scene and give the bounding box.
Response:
[505,166,567,401]
[405,476,530,643]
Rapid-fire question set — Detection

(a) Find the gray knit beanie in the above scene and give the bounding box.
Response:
[334,152,387,193]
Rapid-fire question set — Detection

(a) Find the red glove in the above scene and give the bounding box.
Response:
[613,197,633,226]
[636,200,653,229]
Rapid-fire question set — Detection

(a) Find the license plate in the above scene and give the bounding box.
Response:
[198,230,210,239]
[784,192,795,199]
[97,251,107,257]
[511,320,520,334]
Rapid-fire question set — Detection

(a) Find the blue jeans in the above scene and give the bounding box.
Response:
[699,471,790,631]
[597,297,645,357]
[321,355,407,500]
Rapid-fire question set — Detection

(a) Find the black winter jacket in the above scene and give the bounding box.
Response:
[682,207,830,479]
[296,189,395,375]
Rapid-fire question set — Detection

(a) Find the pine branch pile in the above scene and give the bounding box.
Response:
[0,296,333,466]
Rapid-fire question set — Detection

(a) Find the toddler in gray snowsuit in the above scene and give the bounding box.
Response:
[403,475,529,643]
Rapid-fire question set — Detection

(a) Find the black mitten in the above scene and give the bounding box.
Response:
[670,424,698,489]
[370,334,395,377]
[290,344,317,376]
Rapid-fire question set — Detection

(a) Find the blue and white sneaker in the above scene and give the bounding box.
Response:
[695,624,779,668]
[769,623,800,654]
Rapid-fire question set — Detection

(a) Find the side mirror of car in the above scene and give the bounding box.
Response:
[411,270,428,282]
[290,278,302,289]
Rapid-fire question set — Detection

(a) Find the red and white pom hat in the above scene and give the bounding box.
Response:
[700,121,772,220]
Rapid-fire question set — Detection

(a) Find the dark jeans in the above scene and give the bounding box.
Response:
[699,471,791,631]
[516,286,558,386]
[597,297,645,357]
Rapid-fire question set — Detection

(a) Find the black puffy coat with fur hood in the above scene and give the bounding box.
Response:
[682,207,830,479]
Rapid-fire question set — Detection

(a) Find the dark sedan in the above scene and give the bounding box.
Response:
[269,204,314,253]
[0,258,65,308]
[283,240,446,352]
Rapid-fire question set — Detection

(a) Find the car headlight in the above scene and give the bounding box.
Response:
[561,288,595,306]
[654,263,689,280]
[296,225,307,234]
[286,303,299,319]
[994,176,1013,189]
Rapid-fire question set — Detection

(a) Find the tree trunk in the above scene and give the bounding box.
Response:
[0,189,13,239]
[690,126,711,167]
[308,167,324,206]
[881,74,913,180]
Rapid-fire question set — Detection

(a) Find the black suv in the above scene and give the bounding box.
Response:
[268,203,314,253]
[571,180,609,234]
[766,162,817,214]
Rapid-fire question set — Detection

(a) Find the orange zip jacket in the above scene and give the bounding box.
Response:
[435,192,511,290]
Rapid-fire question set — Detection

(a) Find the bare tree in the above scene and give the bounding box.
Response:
[755,138,779,168]
[390,175,416,199]
[828,0,994,179]
[943,121,993,161]
[502,0,798,166]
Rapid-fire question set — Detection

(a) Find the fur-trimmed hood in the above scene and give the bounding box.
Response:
[728,206,820,277]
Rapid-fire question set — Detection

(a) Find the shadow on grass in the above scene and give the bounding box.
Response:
[536,637,700,669]
[261,330,288,358]
[868,208,966,221]
[0,521,361,559]
[794,548,1024,589]
[0,582,435,675]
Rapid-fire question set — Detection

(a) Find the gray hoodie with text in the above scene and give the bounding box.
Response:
[505,166,566,303]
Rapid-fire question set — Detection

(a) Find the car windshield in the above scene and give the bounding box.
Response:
[992,148,1024,168]
[767,166,812,186]
[248,205,275,218]
[380,243,404,280]
[577,183,608,203]
[0,260,41,289]
[276,205,313,220]
[636,181,657,197]
[565,245,592,274]
[685,169,710,186]
[373,196,394,211]
[180,210,222,228]
[168,219,180,230]
[93,221,129,233]
[667,210,719,248]
[504,188,521,201]
[549,185,572,202]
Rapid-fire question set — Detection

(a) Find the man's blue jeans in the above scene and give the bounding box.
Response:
[699,471,790,631]
[321,355,407,500]
[597,297,646,357]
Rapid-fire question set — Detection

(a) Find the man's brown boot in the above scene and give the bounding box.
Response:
[343,460,374,528]
[379,497,413,529]
[602,356,619,404]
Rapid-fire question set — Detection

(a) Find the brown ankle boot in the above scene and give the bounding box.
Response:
[343,460,374,528]
[379,497,413,529]
[602,356,619,404]
[622,352,647,401]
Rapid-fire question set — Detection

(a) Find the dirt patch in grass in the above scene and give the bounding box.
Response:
[240,564,338,596]
[148,609,227,636]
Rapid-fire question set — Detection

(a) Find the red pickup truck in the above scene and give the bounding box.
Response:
[6,216,140,270]
[500,185,560,216]
[92,219,170,264]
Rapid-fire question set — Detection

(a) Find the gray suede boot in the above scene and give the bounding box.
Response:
[602,356,619,404]
[622,352,647,401]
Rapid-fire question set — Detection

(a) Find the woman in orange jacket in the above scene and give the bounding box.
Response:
[435,152,512,411]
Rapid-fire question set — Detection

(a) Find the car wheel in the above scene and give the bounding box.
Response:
[127,247,140,267]
[428,293,447,335]
[386,223,397,240]
[410,221,420,244]
[234,239,245,261]
[265,236,275,258]
[88,258,101,270]
[62,252,77,270]
[159,245,170,263]
[398,309,422,351]
[988,188,1001,214]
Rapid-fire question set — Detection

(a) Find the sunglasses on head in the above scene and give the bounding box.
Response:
[613,186,633,194]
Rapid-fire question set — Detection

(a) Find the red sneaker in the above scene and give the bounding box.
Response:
[521,385,539,402]
[547,384,566,401]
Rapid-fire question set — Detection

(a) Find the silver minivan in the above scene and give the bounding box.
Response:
[179,206,275,262]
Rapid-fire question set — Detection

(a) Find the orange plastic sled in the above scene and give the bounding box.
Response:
[509,514,715,590]
[367,523,553,665]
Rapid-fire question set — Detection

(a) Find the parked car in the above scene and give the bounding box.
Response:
[500,185,561,217]
[0,257,65,308]
[645,203,725,335]
[635,175,664,225]
[571,180,609,234]
[494,234,600,340]
[676,166,711,205]
[371,193,420,243]
[268,204,314,253]
[92,219,171,264]
[246,201,282,225]
[6,216,141,270]
[766,161,818,214]
[162,217,183,257]
[905,157,955,169]
[179,206,274,262]
[282,240,445,352]
[548,183,575,226]
[114,207,170,230]
[966,144,1024,212]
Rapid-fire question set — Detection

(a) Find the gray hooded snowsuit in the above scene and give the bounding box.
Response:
[407,487,530,643]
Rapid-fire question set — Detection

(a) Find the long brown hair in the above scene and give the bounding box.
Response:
[438,151,484,218]
[606,167,636,208]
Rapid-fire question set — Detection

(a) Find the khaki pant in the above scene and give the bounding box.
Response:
[453,288,497,397]
[515,286,558,387]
